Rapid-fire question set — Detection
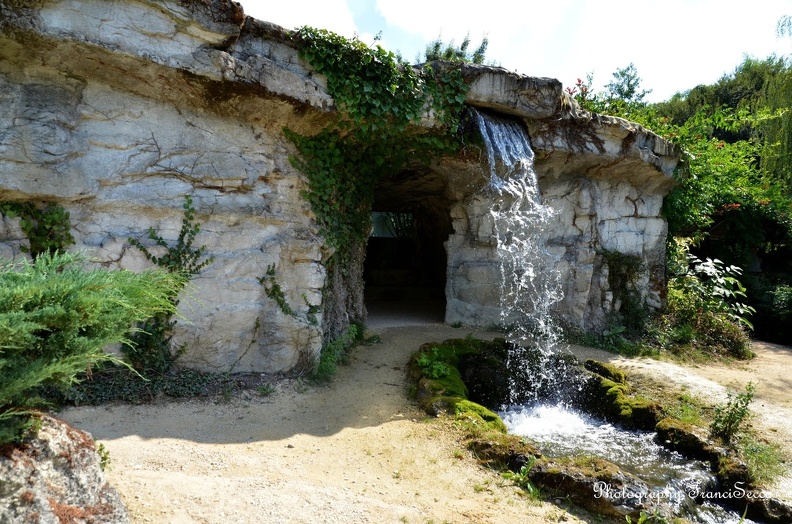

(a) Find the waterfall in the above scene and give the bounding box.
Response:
[473,110,761,523]
[473,108,565,403]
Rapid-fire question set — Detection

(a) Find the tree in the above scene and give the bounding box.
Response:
[778,15,792,38]
[423,33,488,64]
[567,64,652,120]
[605,63,651,104]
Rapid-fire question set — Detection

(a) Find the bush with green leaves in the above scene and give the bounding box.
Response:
[649,241,753,358]
[0,252,183,444]
[710,382,755,445]
[674,253,755,330]
[415,348,453,379]
[0,202,75,258]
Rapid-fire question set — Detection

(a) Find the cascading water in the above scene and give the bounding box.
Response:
[475,109,562,348]
[474,108,757,523]
[474,109,566,404]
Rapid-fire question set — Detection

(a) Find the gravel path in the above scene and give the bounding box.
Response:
[59,322,792,522]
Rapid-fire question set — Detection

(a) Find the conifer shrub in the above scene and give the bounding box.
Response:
[0,252,183,444]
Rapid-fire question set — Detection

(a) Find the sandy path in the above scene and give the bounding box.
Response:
[59,324,792,522]
[59,324,580,524]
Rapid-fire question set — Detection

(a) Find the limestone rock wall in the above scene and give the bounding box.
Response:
[0,0,328,372]
[442,68,678,331]
[0,0,680,372]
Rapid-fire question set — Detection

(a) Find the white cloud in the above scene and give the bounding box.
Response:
[239,0,791,101]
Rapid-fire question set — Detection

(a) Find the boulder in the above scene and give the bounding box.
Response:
[0,415,129,524]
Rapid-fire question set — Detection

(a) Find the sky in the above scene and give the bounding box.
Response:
[239,0,792,103]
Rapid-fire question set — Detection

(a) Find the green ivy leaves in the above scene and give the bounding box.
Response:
[288,27,469,261]
[0,202,75,258]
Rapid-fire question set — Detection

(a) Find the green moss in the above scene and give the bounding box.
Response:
[717,455,754,489]
[581,372,662,430]
[583,359,627,384]
[655,417,720,462]
[570,456,623,478]
[410,338,509,433]
[416,367,467,398]
[452,399,507,433]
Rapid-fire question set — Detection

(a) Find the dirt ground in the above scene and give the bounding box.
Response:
[59,322,792,523]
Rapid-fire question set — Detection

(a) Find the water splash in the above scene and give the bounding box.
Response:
[473,109,564,401]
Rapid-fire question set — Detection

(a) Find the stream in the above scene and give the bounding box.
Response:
[501,403,756,523]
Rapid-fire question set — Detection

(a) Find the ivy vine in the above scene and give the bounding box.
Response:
[287,27,469,259]
[0,202,75,258]
[126,195,214,373]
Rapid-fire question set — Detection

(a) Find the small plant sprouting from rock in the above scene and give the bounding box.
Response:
[0,202,75,258]
[415,348,452,379]
[710,382,756,445]
[96,442,111,472]
[127,195,213,374]
[256,383,275,397]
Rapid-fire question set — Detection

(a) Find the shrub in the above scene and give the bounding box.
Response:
[710,382,755,445]
[0,252,182,444]
[648,240,753,359]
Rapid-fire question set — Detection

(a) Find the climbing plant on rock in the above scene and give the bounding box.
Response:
[0,202,75,258]
[287,27,469,260]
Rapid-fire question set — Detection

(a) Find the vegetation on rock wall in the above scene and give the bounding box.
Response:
[286,27,469,368]
[288,26,468,259]
[126,195,214,374]
[0,202,75,258]
[572,54,792,351]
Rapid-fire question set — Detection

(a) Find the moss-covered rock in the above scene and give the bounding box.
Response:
[655,417,721,462]
[529,456,654,519]
[583,359,627,384]
[410,338,509,433]
[578,370,663,430]
[466,432,541,471]
[452,399,507,433]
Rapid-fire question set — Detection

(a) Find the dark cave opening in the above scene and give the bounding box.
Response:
[364,167,453,326]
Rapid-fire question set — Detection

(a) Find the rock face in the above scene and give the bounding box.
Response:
[0,0,679,372]
[0,415,130,524]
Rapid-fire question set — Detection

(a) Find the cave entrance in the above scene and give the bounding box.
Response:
[364,168,452,327]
